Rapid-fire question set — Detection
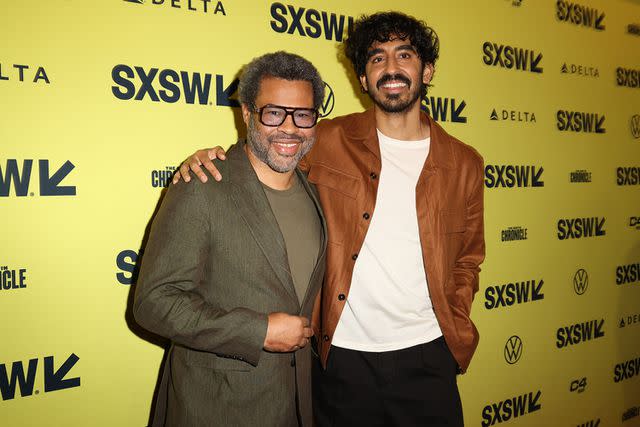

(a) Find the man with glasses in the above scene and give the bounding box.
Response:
[133,51,326,427]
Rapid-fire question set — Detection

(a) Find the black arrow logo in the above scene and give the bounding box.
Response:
[451,99,467,123]
[215,75,239,107]
[530,53,543,74]
[39,160,76,196]
[595,13,605,30]
[44,353,80,393]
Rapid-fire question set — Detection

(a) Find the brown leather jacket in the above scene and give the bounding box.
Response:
[303,108,485,373]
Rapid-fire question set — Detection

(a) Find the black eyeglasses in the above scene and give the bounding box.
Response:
[253,104,320,129]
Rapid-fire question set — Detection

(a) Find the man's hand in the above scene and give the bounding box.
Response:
[263,312,313,353]
[173,146,227,184]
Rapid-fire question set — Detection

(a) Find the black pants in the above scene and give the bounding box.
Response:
[313,337,463,427]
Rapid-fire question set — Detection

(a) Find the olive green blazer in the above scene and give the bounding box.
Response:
[134,142,326,427]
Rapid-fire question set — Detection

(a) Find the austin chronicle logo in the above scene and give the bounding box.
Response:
[320,82,335,118]
[574,269,589,295]
[504,335,523,364]
[631,115,640,139]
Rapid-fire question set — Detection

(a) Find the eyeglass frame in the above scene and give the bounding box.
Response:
[251,104,321,129]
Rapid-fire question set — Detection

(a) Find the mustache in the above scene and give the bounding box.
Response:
[376,73,411,89]
[268,133,304,143]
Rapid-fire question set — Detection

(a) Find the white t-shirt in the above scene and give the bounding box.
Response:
[331,130,443,352]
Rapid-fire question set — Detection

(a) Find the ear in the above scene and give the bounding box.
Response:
[359,74,368,93]
[241,103,251,126]
[422,63,434,85]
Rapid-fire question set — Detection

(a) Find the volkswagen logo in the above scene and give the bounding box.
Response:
[631,115,640,139]
[320,81,335,118]
[573,269,589,295]
[504,335,523,364]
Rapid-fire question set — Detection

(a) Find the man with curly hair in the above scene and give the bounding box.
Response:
[178,11,484,427]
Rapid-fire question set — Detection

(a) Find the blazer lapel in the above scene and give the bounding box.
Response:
[296,169,327,312]
[227,143,298,303]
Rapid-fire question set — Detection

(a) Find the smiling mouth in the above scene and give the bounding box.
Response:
[380,81,408,89]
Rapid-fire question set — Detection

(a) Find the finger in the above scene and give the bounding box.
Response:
[300,317,310,327]
[177,162,192,183]
[201,157,222,182]
[303,327,313,338]
[210,147,227,161]
[189,157,208,183]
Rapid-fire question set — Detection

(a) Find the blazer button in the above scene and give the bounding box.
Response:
[323,335,329,341]
[363,212,370,220]
[290,358,296,367]
[370,172,378,180]
[338,294,346,301]
[351,254,358,260]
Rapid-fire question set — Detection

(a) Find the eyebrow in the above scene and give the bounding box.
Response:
[367,44,417,59]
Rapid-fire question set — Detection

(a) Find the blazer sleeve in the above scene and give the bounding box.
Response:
[452,155,485,316]
[133,181,268,366]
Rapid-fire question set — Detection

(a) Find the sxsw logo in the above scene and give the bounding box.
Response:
[569,377,587,393]
[116,249,141,285]
[421,96,467,123]
[484,279,544,310]
[556,1,605,30]
[111,65,239,107]
[490,109,536,123]
[556,319,605,348]
[122,0,227,15]
[0,63,50,84]
[0,266,27,291]
[0,354,80,401]
[573,269,588,295]
[504,335,523,364]
[0,159,76,197]
[151,167,177,188]
[557,217,606,240]
[616,263,640,286]
[485,165,544,188]
[630,115,640,139]
[614,356,640,383]
[617,67,640,89]
[482,42,543,73]
[617,167,640,185]
[619,312,640,329]
[561,63,599,78]
[630,217,640,231]
[556,111,605,133]
[481,390,542,426]
[578,419,600,427]
[270,3,353,42]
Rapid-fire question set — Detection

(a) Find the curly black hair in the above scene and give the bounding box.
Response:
[344,11,439,78]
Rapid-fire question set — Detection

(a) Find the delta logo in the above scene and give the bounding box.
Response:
[122,0,226,15]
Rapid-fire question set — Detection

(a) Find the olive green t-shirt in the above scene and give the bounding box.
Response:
[262,175,322,305]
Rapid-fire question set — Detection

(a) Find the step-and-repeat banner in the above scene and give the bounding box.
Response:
[2,1,639,426]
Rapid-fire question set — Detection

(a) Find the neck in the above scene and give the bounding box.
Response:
[244,144,296,190]
[374,100,430,141]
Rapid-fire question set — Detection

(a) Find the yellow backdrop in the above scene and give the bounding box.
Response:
[1,1,639,426]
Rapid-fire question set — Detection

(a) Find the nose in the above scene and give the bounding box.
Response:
[277,113,298,134]
[384,55,399,74]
